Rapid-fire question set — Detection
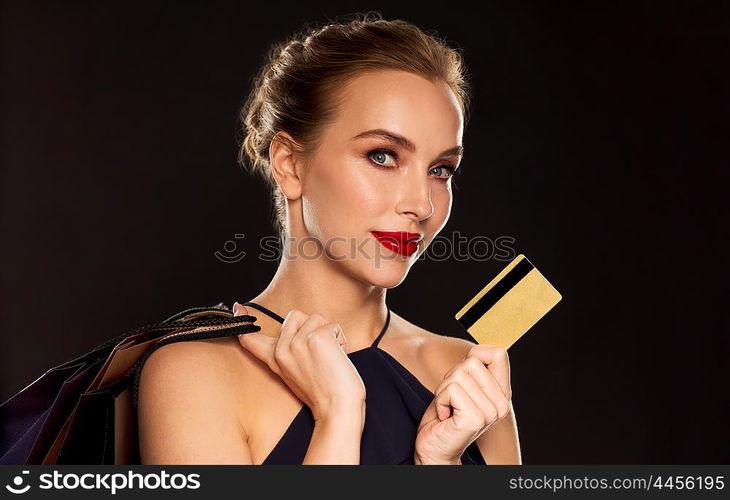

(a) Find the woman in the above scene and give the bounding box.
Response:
[137,12,522,465]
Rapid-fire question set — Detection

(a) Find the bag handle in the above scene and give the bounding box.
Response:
[162,302,232,323]
[127,303,261,411]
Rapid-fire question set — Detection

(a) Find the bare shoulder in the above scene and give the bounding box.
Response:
[137,337,253,464]
[388,311,477,389]
[138,336,251,418]
[140,337,241,382]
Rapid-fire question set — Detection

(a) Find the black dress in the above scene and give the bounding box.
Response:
[242,301,487,465]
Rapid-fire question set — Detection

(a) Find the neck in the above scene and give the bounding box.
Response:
[246,242,389,351]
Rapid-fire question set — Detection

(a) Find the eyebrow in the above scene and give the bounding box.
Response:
[351,128,464,160]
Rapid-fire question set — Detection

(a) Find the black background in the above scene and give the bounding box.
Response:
[1,1,728,464]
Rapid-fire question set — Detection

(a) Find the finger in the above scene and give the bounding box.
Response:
[331,323,348,351]
[296,313,332,337]
[435,366,498,417]
[305,322,348,354]
[460,356,511,417]
[435,381,481,426]
[278,310,318,348]
[238,331,279,373]
[285,312,331,351]
[444,369,500,426]
[465,344,512,400]
[233,302,248,316]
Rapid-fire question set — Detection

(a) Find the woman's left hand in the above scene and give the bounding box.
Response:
[414,344,512,464]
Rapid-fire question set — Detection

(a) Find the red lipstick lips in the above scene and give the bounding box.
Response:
[370,231,422,257]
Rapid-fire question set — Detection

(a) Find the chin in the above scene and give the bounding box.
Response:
[361,261,412,289]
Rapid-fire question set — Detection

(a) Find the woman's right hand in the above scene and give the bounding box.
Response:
[233,303,366,423]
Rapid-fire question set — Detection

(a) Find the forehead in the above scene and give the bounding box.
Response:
[327,69,463,144]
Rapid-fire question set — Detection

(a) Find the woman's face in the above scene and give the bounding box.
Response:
[298,69,464,288]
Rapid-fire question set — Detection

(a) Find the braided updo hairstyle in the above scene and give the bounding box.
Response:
[237,11,471,244]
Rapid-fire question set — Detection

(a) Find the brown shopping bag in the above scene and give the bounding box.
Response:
[1,303,261,464]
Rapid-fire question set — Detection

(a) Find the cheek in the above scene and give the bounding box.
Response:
[333,163,390,209]
[346,168,391,210]
[303,159,390,236]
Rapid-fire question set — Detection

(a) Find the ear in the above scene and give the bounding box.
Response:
[269,131,304,200]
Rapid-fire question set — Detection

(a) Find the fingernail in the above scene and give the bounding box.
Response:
[233,301,241,314]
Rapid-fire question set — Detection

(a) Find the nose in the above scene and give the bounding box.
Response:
[396,168,434,221]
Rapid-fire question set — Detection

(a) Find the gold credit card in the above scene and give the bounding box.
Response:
[455,254,561,349]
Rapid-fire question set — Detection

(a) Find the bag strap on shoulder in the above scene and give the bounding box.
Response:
[127,301,261,411]
[161,302,232,323]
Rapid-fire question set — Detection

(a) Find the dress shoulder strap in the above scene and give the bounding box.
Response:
[243,301,285,323]
[371,308,391,348]
[243,301,391,348]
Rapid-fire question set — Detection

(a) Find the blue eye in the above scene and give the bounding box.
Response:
[368,149,397,167]
[431,165,457,180]
[366,148,459,182]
